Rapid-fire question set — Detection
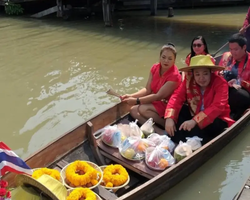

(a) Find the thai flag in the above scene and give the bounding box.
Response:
[0,142,32,176]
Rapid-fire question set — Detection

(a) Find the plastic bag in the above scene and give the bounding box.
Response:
[140,118,154,137]
[147,133,169,146]
[129,120,144,138]
[174,141,192,162]
[186,136,203,151]
[117,123,131,139]
[147,134,175,153]
[101,125,122,148]
[119,137,155,161]
[145,146,175,171]
[159,138,176,153]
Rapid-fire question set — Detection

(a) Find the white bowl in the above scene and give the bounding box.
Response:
[60,161,103,190]
[100,165,130,190]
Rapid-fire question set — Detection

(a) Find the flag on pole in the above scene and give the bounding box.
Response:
[0,142,32,176]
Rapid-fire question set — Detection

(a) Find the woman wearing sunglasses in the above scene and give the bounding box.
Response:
[185,36,216,65]
[121,43,181,128]
[183,36,215,79]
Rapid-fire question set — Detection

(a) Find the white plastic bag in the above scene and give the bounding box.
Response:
[174,141,192,162]
[119,137,155,160]
[140,118,154,137]
[186,136,203,151]
[147,133,175,153]
[145,146,175,171]
[101,125,122,148]
[159,137,176,153]
[129,120,143,138]
[147,133,168,146]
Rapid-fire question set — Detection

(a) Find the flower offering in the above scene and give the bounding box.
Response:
[65,161,102,188]
[102,164,129,188]
[32,168,61,181]
[67,188,97,200]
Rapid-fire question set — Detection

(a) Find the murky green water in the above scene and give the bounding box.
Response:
[0,5,250,199]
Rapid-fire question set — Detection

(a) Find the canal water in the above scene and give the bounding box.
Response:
[0,5,250,199]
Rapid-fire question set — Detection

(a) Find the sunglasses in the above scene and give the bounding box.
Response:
[193,43,203,48]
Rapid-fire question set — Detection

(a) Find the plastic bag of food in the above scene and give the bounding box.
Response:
[101,125,122,148]
[129,120,144,138]
[117,124,131,139]
[119,137,155,161]
[159,137,176,153]
[147,133,169,146]
[145,146,175,171]
[140,118,154,137]
[174,141,192,162]
[186,136,203,151]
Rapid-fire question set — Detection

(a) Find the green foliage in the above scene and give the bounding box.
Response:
[5,1,24,15]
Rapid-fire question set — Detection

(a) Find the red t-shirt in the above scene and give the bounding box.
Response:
[150,63,181,117]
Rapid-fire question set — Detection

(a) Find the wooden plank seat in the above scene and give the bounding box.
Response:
[97,139,161,179]
[54,159,117,200]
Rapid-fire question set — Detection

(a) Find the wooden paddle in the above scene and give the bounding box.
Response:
[106,88,122,100]
[212,25,250,57]
[211,42,229,57]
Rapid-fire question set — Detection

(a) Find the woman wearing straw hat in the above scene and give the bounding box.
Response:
[164,55,235,144]
[11,174,67,200]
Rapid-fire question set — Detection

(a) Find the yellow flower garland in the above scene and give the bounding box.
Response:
[65,161,101,187]
[103,164,128,187]
[32,168,60,181]
[67,188,96,200]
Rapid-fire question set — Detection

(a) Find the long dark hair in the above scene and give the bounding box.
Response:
[189,36,209,58]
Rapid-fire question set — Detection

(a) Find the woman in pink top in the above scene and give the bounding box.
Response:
[121,43,181,128]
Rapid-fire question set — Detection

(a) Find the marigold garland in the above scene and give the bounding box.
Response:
[32,168,60,181]
[65,161,100,187]
[102,164,128,187]
[67,188,96,200]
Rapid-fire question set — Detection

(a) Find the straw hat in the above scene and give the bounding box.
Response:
[14,174,67,200]
[179,55,225,72]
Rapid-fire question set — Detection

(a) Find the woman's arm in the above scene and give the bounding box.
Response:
[121,71,152,100]
[138,81,179,104]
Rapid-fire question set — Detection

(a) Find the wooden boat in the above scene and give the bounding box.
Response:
[233,176,250,200]
[3,55,250,200]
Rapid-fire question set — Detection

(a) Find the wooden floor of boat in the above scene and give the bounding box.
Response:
[51,136,146,200]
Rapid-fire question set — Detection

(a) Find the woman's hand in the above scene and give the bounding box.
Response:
[179,119,197,131]
[232,83,241,90]
[122,97,137,105]
[228,79,237,87]
[120,94,132,100]
[165,118,176,137]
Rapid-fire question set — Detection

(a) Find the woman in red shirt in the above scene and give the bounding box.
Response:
[165,55,235,144]
[121,43,181,128]
[185,36,212,66]
[183,36,215,80]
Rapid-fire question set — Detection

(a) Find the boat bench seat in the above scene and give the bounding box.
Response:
[97,139,161,179]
